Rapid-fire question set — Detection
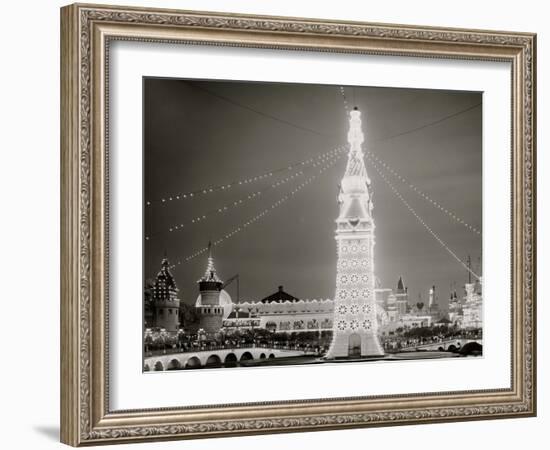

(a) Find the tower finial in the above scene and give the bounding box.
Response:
[397,276,405,293]
[198,241,222,284]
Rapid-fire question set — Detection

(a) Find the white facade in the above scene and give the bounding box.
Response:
[446,278,483,329]
[462,279,483,329]
[382,314,433,333]
[221,288,398,333]
[223,299,334,331]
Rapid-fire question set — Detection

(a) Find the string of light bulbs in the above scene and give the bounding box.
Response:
[339,86,481,236]
[370,158,481,280]
[339,86,351,114]
[365,151,481,236]
[169,151,345,268]
[146,146,345,207]
[146,149,345,240]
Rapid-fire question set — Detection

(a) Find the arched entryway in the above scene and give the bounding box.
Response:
[185,356,201,369]
[224,353,237,367]
[205,354,222,368]
[240,351,253,362]
[154,361,164,371]
[348,333,361,357]
[167,359,182,370]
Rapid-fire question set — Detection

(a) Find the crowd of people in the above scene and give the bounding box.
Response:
[144,324,482,356]
[380,325,482,352]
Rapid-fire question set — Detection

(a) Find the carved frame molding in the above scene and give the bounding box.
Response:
[60,3,536,446]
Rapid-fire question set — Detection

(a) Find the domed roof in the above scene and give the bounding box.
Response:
[260,285,299,303]
[195,289,233,319]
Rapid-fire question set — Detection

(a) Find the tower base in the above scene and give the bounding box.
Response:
[325,330,384,359]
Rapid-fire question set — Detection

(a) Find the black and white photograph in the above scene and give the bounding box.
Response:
[1,0,543,447]
[142,78,483,372]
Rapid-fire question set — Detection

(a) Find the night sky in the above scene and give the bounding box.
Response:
[144,79,482,311]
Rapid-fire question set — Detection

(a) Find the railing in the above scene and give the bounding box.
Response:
[384,337,481,352]
[144,342,317,357]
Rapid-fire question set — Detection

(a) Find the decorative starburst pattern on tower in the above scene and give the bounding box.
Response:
[326,107,384,359]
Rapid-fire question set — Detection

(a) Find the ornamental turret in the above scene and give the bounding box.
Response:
[152,258,180,332]
[198,243,223,300]
[395,276,408,316]
[196,243,225,333]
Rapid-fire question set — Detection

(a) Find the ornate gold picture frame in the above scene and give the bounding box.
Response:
[60,3,536,446]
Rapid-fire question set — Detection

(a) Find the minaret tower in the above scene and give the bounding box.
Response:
[326,107,384,358]
[196,243,225,334]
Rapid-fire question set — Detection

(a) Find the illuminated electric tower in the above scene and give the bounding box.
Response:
[325,107,384,358]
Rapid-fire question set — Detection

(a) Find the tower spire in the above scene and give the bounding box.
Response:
[326,106,384,359]
[343,108,370,181]
[199,241,222,283]
[338,108,373,223]
[397,276,405,293]
[196,243,224,334]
